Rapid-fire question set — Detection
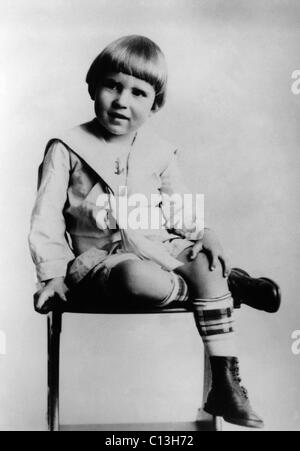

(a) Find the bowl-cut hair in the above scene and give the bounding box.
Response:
[86,35,168,111]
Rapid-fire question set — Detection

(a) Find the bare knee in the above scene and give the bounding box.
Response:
[178,250,222,278]
[176,250,228,298]
[195,252,224,278]
[108,259,172,301]
[109,260,148,297]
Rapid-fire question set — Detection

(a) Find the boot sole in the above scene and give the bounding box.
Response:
[204,406,264,429]
[224,416,264,429]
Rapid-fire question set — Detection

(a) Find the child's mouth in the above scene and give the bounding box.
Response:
[108,112,130,121]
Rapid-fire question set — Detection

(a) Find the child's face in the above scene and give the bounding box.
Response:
[94,72,156,138]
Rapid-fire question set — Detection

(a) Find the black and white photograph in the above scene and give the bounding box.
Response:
[1,0,299,433]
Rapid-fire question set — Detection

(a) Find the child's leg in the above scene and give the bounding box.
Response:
[175,248,236,357]
[175,246,264,428]
[107,259,184,306]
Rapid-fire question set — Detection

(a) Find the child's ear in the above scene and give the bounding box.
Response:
[150,103,160,115]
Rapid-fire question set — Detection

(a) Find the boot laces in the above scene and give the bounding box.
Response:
[232,360,248,399]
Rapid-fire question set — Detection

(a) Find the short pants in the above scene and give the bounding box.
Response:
[72,237,193,308]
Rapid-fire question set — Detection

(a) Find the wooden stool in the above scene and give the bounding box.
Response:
[47,304,222,431]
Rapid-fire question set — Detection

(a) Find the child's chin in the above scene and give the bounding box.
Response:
[107,125,131,136]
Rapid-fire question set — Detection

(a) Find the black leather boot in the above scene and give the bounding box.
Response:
[204,356,264,429]
[228,268,281,313]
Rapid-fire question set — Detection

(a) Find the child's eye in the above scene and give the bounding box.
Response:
[103,79,118,90]
[132,88,147,98]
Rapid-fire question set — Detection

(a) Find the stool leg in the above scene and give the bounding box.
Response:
[47,311,62,431]
[203,351,222,431]
[202,351,211,401]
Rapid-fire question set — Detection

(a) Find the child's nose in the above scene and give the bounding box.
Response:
[113,89,130,108]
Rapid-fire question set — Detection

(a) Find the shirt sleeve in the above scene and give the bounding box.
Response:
[28,140,75,282]
[159,149,205,241]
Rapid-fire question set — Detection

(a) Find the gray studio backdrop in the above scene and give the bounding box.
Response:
[0,0,299,431]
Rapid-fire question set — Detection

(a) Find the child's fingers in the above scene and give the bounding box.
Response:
[219,255,231,278]
[189,242,203,260]
[57,290,68,302]
[35,289,52,313]
[35,291,47,311]
[203,249,218,270]
[59,284,70,302]
[209,253,219,271]
[33,291,42,311]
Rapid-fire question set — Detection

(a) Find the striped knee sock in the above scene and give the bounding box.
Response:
[158,273,190,307]
[192,292,237,356]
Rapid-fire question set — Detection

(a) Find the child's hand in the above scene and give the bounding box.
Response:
[189,228,231,278]
[34,277,69,314]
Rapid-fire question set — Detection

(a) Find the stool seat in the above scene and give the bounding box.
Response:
[62,302,193,314]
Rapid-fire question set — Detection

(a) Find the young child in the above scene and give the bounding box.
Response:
[29,35,280,428]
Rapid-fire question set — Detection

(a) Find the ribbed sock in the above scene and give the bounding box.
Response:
[157,273,190,307]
